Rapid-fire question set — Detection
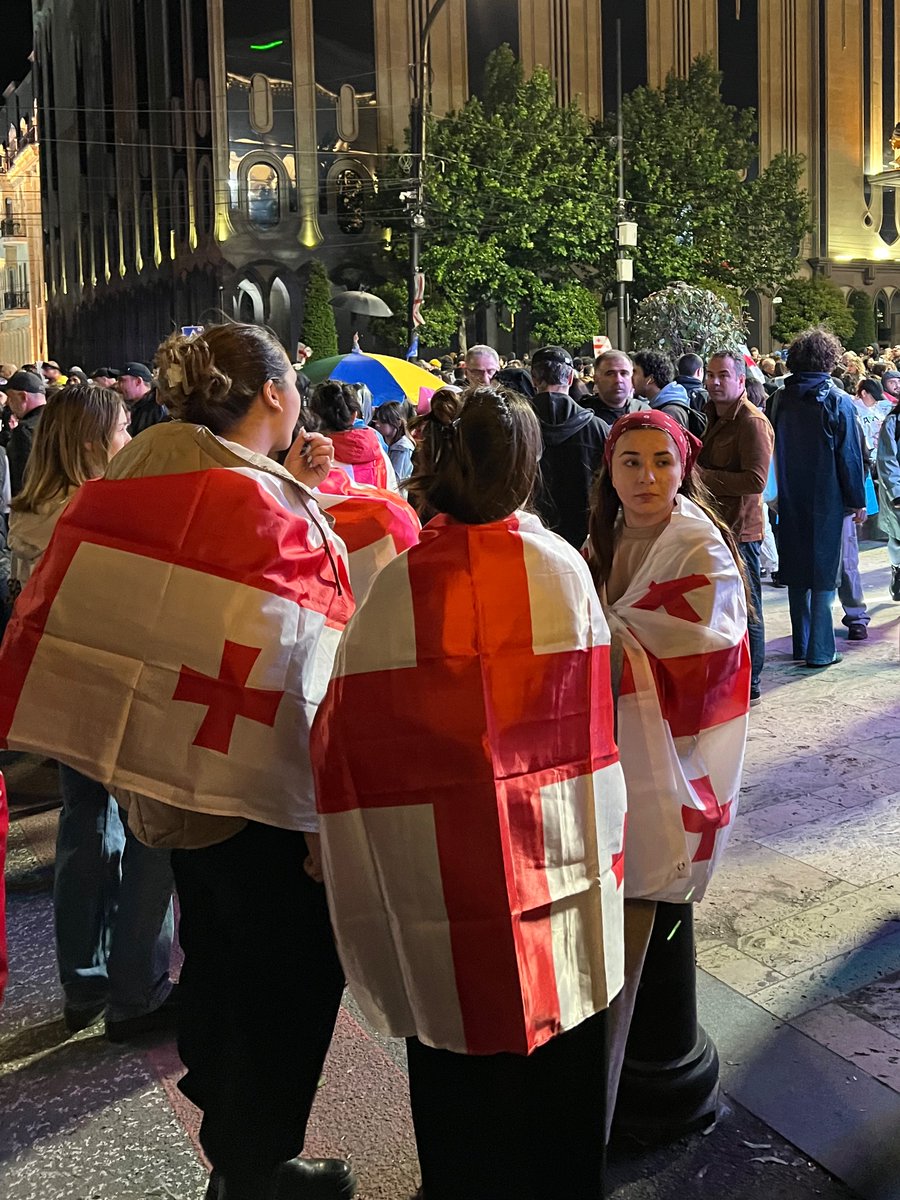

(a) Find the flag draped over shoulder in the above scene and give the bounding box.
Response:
[606,496,750,903]
[0,463,354,831]
[315,469,421,605]
[312,510,627,1057]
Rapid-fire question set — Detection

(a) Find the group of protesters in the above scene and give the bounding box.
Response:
[0,319,891,1200]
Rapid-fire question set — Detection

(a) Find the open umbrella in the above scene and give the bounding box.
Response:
[303,349,439,407]
[330,291,393,318]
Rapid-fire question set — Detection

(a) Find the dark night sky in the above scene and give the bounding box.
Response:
[0,1,33,91]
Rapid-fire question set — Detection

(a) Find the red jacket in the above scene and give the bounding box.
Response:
[330,428,389,489]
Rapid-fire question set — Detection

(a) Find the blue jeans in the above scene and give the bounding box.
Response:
[787,587,837,666]
[55,765,175,1021]
[738,541,765,693]
[839,515,869,626]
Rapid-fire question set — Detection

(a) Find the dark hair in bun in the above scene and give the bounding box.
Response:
[309,380,358,432]
[155,322,289,435]
[407,385,541,525]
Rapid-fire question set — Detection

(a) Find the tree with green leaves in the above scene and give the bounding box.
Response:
[770,277,855,345]
[606,57,809,299]
[848,291,877,350]
[370,280,460,355]
[378,45,616,348]
[300,260,338,361]
[632,282,747,359]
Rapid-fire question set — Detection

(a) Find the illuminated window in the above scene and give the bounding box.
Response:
[245,160,280,229]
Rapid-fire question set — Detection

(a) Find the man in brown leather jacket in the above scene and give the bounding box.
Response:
[696,351,774,705]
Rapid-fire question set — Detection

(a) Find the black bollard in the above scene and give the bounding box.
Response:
[612,901,719,1143]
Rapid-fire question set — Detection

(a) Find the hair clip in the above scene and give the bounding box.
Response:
[166,364,184,387]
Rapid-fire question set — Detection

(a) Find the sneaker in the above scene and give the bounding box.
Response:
[105,983,180,1044]
[847,623,868,641]
[892,567,900,602]
[769,572,788,589]
[749,689,761,707]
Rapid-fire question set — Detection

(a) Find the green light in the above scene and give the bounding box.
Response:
[250,40,284,50]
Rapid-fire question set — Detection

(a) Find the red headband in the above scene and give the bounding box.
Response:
[604,409,703,476]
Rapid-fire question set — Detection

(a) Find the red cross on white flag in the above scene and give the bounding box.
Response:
[606,497,750,904]
[313,511,626,1056]
[0,467,354,830]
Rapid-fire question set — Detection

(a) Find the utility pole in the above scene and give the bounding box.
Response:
[408,0,451,347]
[614,19,636,352]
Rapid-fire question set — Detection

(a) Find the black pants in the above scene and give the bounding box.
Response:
[172,822,345,1175]
[406,1010,608,1200]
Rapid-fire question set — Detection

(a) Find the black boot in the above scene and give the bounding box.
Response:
[892,566,900,602]
[206,1159,356,1200]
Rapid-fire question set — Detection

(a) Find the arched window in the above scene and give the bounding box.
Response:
[268,276,292,348]
[239,156,285,231]
[875,291,890,342]
[236,278,264,324]
[326,158,372,236]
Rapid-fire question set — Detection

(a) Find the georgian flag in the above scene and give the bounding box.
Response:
[0,468,354,830]
[312,511,627,1057]
[606,496,750,903]
[315,470,421,605]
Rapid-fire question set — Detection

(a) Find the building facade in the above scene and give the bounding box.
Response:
[0,65,47,368]
[29,0,900,365]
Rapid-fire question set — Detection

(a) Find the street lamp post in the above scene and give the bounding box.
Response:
[408,0,451,347]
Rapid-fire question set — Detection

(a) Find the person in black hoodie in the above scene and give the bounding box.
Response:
[529,346,606,548]
[675,353,709,414]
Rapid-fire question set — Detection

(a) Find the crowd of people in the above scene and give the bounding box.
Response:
[0,321,895,1200]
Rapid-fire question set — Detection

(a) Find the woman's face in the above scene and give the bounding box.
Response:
[108,404,132,457]
[610,429,683,527]
[371,419,396,444]
[271,365,302,451]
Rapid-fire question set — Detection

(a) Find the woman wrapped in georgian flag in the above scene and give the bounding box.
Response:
[586,408,751,1133]
[312,385,627,1200]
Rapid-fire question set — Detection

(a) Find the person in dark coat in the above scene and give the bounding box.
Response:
[118,363,169,438]
[5,370,48,495]
[529,346,606,548]
[771,329,866,668]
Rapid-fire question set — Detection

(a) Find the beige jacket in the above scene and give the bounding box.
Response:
[106,422,338,849]
[9,491,74,585]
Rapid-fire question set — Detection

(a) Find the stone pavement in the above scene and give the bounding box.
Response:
[1,537,898,1199]
[696,538,900,1198]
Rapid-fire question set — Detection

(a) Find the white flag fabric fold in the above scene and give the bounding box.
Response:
[314,469,421,605]
[312,510,627,1057]
[605,496,750,902]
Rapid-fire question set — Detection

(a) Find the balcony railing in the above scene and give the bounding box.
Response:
[3,290,30,310]
[0,218,25,238]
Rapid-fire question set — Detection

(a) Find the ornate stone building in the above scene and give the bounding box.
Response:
[28,0,900,363]
[0,65,47,367]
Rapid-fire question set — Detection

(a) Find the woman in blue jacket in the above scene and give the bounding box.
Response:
[771,329,866,668]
